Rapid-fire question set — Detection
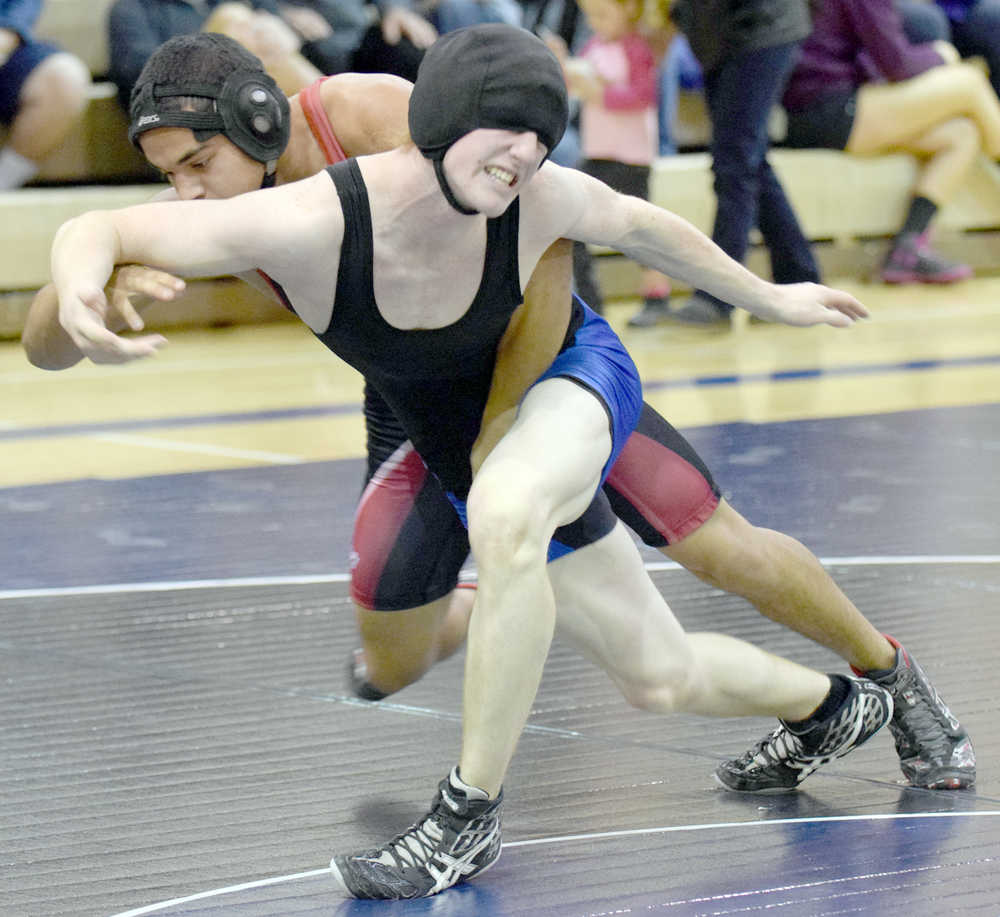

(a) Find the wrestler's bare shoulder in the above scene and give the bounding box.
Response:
[519,161,589,241]
[314,72,413,155]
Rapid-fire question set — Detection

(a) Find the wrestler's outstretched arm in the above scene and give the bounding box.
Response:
[526,163,869,328]
[50,172,338,364]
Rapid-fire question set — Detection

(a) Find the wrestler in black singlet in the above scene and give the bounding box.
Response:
[319,159,525,497]
[286,161,719,610]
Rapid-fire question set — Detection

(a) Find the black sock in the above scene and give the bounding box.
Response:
[898,196,938,240]
[784,673,852,733]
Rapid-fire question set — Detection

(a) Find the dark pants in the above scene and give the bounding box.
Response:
[697,40,819,313]
[898,0,1000,100]
[303,24,424,81]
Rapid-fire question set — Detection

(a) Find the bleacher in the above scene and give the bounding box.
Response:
[599,89,1000,300]
[0,0,284,337]
[4,6,1000,339]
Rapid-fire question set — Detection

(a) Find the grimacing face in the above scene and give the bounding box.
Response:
[441,127,548,217]
[138,127,267,200]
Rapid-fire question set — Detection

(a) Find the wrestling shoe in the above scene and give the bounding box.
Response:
[346,648,388,701]
[855,636,975,789]
[330,768,502,899]
[715,675,893,793]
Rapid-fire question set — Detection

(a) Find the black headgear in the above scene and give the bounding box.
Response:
[128,33,290,181]
[408,24,569,211]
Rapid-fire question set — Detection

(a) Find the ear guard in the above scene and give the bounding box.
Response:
[129,68,290,171]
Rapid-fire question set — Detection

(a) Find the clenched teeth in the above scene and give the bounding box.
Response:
[485,165,516,187]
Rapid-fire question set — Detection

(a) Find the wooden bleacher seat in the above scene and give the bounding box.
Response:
[591,149,1000,299]
[650,149,1000,241]
[1,185,166,291]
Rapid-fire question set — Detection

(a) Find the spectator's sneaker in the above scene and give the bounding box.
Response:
[330,768,502,899]
[880,232,973,284]
[715,676,893,793]
[346,648,388,701]
[855,636,975,790]
[627,296,671,327]
[667,292,732,326]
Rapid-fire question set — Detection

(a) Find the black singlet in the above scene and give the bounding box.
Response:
[315,159,524,495]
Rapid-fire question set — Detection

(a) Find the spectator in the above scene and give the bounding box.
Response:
[897,0,1000,99]
[274,0,523,84]
[0,0,90,189]
[548,0,672,322]
[666,0,821,327]
[783,0,1000,283]
[107,0,320,104]
[274,0,433,81]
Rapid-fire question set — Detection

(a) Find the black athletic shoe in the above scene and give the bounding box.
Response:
[858,636,975,789]
[715,676,893,793]
[346,648,389,701]
[330,768,502,899]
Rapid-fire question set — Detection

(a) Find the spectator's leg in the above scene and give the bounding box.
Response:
[677,42,803,322]
[850,77,984,282]
[756,158,821,284]
[849,62,1000,158]
[0,49,89,189]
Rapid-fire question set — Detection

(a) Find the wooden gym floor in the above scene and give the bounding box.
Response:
[2,277,999,916]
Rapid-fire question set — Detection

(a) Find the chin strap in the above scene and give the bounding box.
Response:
[260,162,278,189]
[433,158,478,215]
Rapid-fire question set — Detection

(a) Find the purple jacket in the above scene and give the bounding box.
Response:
[782,0,944,111]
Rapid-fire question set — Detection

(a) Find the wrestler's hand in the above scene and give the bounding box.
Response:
[764,282,869,328]
[58,279,169,364]
[107,264,185,331]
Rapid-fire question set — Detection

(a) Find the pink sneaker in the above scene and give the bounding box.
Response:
[880,232,973,284]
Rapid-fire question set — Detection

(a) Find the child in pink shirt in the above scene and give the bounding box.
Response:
[551,0,673,325]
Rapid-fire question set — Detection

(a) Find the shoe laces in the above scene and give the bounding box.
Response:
[740,725,810,770]
[378,812,447,870]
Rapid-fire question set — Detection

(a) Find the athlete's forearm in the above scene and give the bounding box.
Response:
[615,199,778,317]
[22,283,87,370]
[473,239,573,473]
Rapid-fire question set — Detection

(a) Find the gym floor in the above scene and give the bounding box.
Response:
[2,278,998,916]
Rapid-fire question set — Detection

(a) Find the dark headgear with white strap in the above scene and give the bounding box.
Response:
[129,33,290,187]
[408,24,569,214]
